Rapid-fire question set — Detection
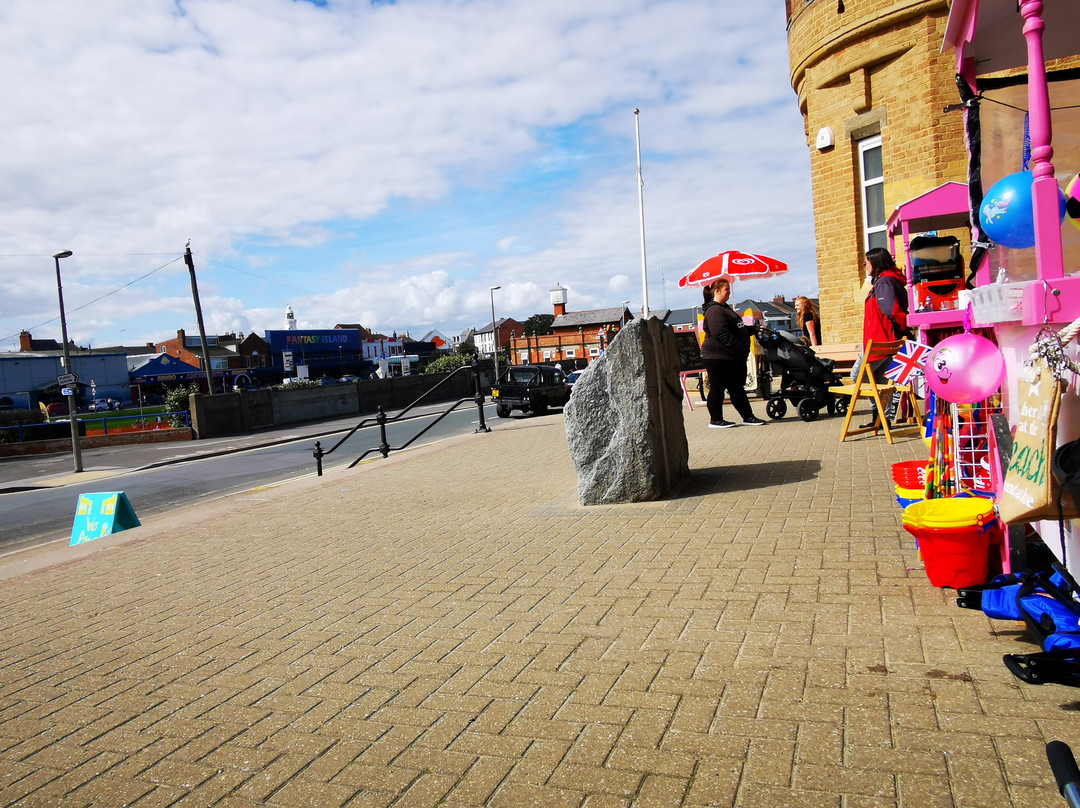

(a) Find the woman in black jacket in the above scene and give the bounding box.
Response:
[700,278,765,428]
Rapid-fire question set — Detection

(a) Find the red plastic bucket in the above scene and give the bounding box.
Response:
[892,460,929,489]
[903,522,996,588]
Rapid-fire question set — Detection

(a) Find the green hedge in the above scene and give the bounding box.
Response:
[0,409,46,427]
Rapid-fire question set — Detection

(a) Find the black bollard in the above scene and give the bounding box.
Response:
[473,361,491,433]
[377,405,390,457]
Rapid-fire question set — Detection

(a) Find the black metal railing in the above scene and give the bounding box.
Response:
[312,361,490,476]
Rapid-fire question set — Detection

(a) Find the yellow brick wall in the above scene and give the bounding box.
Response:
[788,0,964,342]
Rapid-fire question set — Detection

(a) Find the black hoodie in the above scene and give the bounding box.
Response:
[700,300,751,361]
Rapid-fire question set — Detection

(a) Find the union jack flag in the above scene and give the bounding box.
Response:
[884,339,931,385]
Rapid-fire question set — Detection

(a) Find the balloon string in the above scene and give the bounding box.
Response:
[1022,113,1031,171]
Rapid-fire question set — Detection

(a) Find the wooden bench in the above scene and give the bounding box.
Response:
[812,341,861,376]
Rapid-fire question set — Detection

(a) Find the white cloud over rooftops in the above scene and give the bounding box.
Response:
[0,0,816,349]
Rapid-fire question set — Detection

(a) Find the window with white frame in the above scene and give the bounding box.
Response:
[858,135,887,252]
[519,351,529,363]
[588,347,600,357]
[542,350,552,361]
[565,348,576,358]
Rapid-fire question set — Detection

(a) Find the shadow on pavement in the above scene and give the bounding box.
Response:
[674,459,823,498]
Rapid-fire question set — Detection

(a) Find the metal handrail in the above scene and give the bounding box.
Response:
[312,361,490,476]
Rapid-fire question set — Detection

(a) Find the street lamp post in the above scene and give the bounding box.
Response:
[489,285,501,381]
[53,250,82,473]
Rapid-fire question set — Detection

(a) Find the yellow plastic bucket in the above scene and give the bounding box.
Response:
[902,497,995,530]
[895,484,925,509]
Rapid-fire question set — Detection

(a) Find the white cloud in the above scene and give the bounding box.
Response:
[0,0,816,349]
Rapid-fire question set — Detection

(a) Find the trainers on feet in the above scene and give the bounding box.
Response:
[709,420,738,429]
[742,416,766,426]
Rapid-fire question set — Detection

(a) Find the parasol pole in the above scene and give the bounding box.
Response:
[634,108,650,318]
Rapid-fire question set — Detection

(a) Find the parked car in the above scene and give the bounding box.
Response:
[45,402,69,418]
[491,364,571,418]
[317,377,341,386]
[339,375,362,383]
[88,399,111,412]
[566,370,583,392]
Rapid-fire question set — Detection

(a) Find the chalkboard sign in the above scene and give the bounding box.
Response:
[675,331,704,372]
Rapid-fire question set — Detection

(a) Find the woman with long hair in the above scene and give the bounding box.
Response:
[863,247,909,345]
[793,296,820,346]
[855,247,911,426]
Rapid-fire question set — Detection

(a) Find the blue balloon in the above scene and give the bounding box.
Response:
[980,170,1067,249]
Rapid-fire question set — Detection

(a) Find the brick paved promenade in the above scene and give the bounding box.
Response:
[1,404,1078,807]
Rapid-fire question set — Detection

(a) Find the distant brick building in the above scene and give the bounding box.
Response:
[156,329,272,384]
[786,0,965,342]
[505,285,631,367]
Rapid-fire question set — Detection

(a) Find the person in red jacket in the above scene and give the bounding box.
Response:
[857,247,911,426]
[863,247,909,345]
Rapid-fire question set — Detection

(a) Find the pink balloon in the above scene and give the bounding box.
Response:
[925,333,1005,404]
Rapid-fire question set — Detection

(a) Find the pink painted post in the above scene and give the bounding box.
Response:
[1021,0,1065,283]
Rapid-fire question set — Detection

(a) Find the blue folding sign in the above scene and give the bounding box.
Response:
[70,492,141,546]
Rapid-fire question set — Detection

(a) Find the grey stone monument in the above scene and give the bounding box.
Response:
[564,317,690,505]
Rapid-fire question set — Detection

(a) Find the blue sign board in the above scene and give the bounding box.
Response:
[266,329,362,354]
[70,492,141,546]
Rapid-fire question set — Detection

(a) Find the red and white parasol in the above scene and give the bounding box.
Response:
[678,251,789,287]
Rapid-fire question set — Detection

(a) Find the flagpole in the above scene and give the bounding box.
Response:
[634,108,650,318]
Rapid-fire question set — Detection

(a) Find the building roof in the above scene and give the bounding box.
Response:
[420,330,451,349]
[476,317,518,335]
[93,343,158,355]
[128,352,205,379]
[734,299,794,320]
[22,337,64,351]
[664,307,698,327]
[551,307,628,329]
[334,323,375,339]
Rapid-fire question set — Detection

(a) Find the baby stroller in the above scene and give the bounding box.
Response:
[756,327,848,422]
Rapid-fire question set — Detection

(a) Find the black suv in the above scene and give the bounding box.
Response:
[491,364,571,418]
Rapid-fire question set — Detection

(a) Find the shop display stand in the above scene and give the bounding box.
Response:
[952,401,996,494]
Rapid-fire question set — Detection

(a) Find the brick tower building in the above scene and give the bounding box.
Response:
[786,0,966,342]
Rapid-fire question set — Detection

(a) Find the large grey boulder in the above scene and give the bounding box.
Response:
[564,318,690,505]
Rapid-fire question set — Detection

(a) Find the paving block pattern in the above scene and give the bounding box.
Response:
[1,406,1077,807]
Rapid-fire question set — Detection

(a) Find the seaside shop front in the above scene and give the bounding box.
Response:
[878,0,1078,575]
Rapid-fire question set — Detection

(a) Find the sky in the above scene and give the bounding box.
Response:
[0,0,817,352]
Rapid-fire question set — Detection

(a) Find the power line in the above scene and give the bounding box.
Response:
[2,250,318,349]
[1,255,184,347]
[0,252,180,259]
[67,256,184,316]
[198,253,316,295]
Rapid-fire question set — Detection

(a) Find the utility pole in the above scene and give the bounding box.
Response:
[184,240,216,395]
[53,250,82,472]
